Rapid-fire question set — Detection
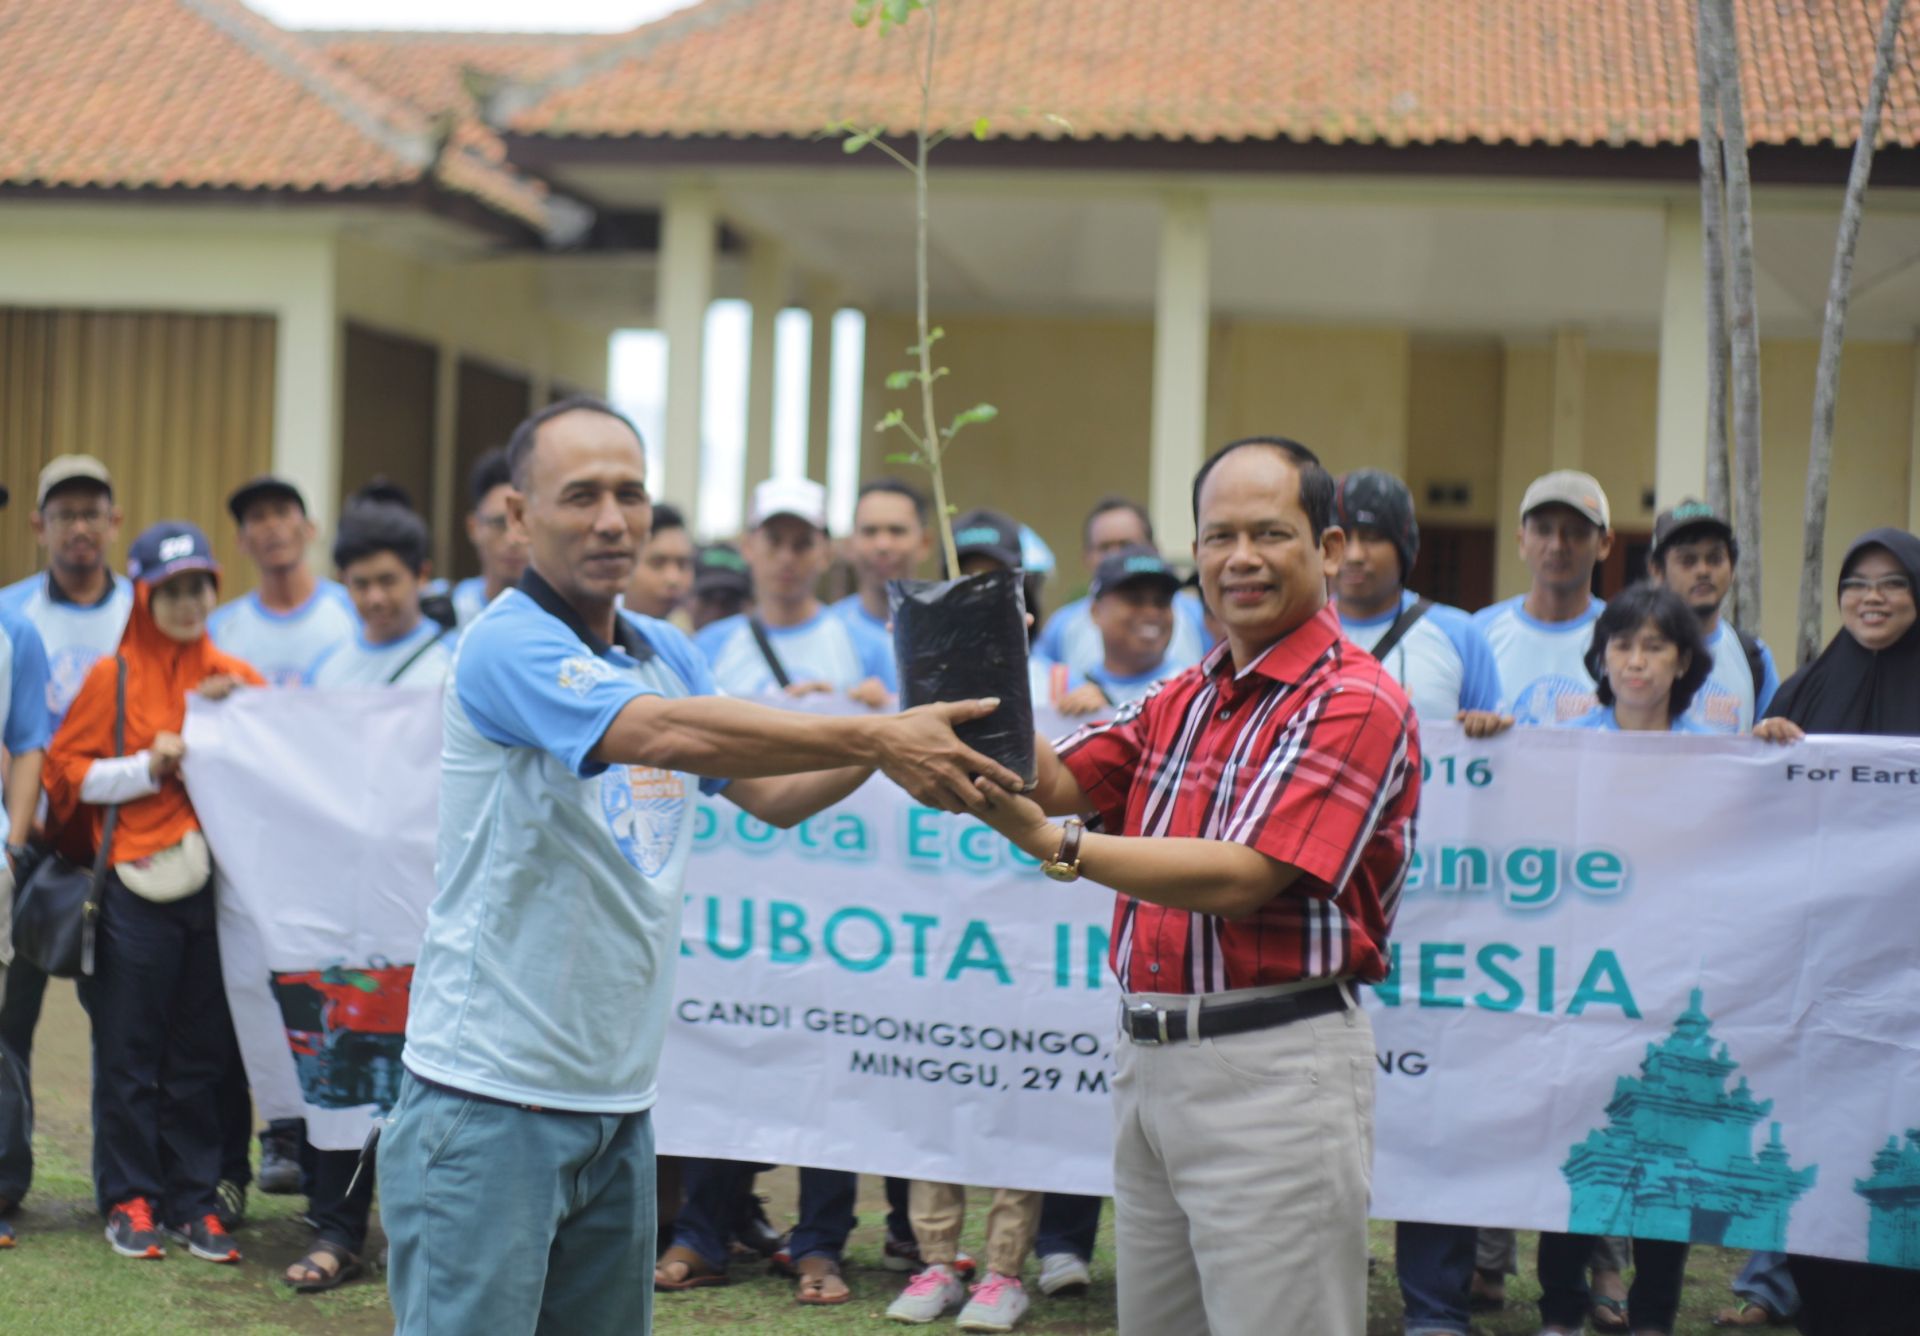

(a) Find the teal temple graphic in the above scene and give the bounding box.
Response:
[1857,1129,1920,1268]
[1563,989,1816,1247]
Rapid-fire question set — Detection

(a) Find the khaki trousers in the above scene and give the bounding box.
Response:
[908,1179,1043,1277]
[1112,993,1375,1336]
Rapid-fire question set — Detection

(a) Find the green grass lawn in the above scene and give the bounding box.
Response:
[2,988,1752,1333]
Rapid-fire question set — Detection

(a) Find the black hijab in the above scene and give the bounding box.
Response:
[1765,527,1920,736]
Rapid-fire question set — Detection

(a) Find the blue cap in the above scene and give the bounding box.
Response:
[128,521,220,586]
[1092,544,1181,598]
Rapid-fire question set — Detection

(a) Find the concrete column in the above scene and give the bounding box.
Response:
[742,236,789,503]
[1656,203,1711,507]
[430,342,460,577]
[1909,339,1920,531]
[1149,193,1211,555]
[271,236,342,542]
[806,280,839,482]
[659,184,716,512]
[1550,326,1586,472]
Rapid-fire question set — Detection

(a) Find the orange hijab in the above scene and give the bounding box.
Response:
[45,580,264,863]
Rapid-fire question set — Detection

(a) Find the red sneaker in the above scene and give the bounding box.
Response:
[105,1197,166,1259]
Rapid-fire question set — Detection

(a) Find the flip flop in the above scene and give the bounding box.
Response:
[794,1254,853,1306]
[285,1240,365,1293]
[1712,1302,1785,1327]
[1591,1294,1631,1332]
[654,1244,730,1291]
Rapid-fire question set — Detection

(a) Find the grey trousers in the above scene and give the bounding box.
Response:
[1112,992,1374,1336]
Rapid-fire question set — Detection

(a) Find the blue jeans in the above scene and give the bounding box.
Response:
[672,1158,856,1268]
[1036,1192,1102,1261]
[1396,1221,1476,1335]
[1733,1250,1800,1318]
[380,1075,656,1336]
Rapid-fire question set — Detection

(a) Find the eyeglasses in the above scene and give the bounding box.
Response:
[43,506,110,529]
[474,514,512,535]
[1839,575,1913,598]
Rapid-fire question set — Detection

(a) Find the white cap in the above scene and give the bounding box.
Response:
[1520,469,1610,531]
[749,477,829,531]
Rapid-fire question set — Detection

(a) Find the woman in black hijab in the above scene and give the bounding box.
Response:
[1754,527,1920,1336]
[1756,527,1920,741]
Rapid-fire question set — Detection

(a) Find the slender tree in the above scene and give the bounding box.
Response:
[1712,0,1764,630]
[1796,0,1909,667]
[1694,0,1732,522]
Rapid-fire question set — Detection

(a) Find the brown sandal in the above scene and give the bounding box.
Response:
[654,1244,729,1291]
[284,1240,365,1293]
[793,1254,852,1305]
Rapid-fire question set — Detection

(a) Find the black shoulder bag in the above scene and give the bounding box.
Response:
[747,619,793,690]
[384,628,450,686]
[12,655,126,978]
[1365,597,1434,663]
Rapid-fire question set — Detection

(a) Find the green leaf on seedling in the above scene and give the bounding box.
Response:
[885,370,915,390]
[843,131,875,154]
[972,117,991,141]
[876,408,906,430]
[884,452,921,466]
[946,403,998,436]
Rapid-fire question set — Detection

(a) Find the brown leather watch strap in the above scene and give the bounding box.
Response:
[1055,817,1084,869]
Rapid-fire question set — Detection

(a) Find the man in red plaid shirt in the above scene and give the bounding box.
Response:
[970,437,1420,1336]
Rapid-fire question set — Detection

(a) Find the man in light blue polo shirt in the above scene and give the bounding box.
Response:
[208,476,359,687]
[1469,470,1612,730]
[380,396,1016,1336]
[310,503,452,690]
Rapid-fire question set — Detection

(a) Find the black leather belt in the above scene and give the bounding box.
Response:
[1121,982,1350,1045]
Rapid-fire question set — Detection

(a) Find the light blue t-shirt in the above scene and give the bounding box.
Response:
[696,607,896,696]
[1341,590,1502,723]
[403,583,728,1113]
[208,581,359,687]
[1558,705,1715,735]
[1682,622,1779,736]
[831,592,889,638]
[451,576,492,629]
[0,610,53,848]
[0,571,134,726]
[1035,589,1210,680]
[310,619,453,688]
[1472,594,1605,727]
[1086,658,1185,708]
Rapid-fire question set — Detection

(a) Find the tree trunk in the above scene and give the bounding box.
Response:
[1695,0,1732,521]
[1796,0,1908,667]
[1713,0,1764,632]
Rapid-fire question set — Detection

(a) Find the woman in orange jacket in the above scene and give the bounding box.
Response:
[46,522,263,1264]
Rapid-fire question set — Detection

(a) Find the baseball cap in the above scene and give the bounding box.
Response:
[1520,469,1610,530]
[749,477,828,531]
[692,542,753,597]
[1334,469,1420,578]
[1092,544,1182,599]
[36,454,114,508]
[950,509,1024,571]
[227,475,308,524]
[1651,498,1737,563]
[127,521,220,587]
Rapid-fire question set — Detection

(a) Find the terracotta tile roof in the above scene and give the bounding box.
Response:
[310,31,597,122]
[0,0,568,236]
[498,0,1920,150]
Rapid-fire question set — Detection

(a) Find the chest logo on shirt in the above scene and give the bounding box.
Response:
[1511,675,1599,728]
[48,644,105,715]
[558,655,615,697]
[600,765,687,877]
[1693,681,1742,731]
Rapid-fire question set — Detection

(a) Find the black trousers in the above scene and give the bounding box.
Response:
[1537,1231,1689,1333]
[81,876,240,1225]
[1789,1255,1920,1336]
[303,1143,375,1254]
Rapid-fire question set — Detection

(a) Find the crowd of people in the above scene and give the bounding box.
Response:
[0,406,1915,1336]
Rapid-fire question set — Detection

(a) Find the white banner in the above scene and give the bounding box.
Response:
[186,692,1920,1268]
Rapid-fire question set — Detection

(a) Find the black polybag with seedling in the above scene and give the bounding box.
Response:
[889,567,1037,790]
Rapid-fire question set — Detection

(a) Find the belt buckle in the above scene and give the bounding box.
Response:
[1126,1003,1169,1045]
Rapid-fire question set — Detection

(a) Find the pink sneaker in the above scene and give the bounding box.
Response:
[958,1273,1030,1332]
[886,1263,967,1323]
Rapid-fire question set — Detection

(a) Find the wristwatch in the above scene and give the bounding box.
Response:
[1041,818,1085,883]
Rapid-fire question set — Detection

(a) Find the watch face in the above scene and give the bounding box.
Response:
[1042,862,1077,883]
